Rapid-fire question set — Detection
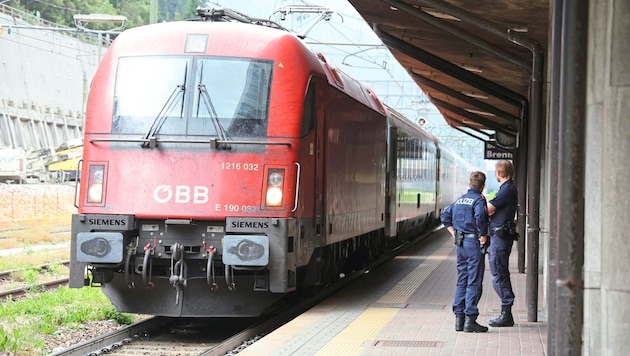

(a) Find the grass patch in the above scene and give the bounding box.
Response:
[0,217,72,251]
[3,262,68,292]
[0,249,69,272]
[0,217,71,272]
[0,287,134,355]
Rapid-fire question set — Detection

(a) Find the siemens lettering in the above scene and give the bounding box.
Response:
[88,218,127,226]
[231,221,269,229]
[153,185,209,204]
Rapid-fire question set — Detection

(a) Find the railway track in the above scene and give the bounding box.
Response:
[0,277,69,299]
[44,258,371,355]
[0,260,70,299]
[49,228,439,355]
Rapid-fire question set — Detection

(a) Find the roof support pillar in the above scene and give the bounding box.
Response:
[546,0,563,352]
[554,1,587,354]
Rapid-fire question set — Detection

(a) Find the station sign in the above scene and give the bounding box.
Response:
[484,141,513,160]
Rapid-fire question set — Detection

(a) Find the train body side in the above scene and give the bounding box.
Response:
[437,144,473,216]
[384,108,439,237]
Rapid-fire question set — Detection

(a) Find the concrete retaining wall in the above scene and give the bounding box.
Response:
[0,5,103,149]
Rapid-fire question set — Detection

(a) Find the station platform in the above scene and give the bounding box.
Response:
[240,229,547,355]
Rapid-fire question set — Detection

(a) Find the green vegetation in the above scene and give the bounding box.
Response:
[0,287,133,355]
[0,217,71,250]
[0,218,131,354]
[0,249,68,272]
[8,0,200,30]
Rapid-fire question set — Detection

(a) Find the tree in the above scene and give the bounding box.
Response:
[13,0,202,29]
[109,0,151,29]
[14,0,118,30]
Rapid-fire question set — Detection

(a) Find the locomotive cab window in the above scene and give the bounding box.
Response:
[112,56,273,138]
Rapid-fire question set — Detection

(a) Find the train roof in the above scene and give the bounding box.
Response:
[109,21,306,57]
[385,104,438,144]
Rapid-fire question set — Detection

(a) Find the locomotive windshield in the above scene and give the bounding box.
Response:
[112,56,273,138]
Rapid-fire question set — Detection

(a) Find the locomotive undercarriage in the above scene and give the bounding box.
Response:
[69,214,299,316]
[69,213,436,316]
[297,211,437,290]
[299,229,395,292]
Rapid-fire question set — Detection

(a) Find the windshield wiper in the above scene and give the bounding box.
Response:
[197,83,230,142]
[141,65,187,148]
[195,61,230,144]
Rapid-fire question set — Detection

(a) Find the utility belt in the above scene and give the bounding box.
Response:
[454,231,477,246]
[490,221,519,240]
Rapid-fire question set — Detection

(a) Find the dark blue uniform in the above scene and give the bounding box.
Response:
[440,188,488,319]
[488,179,518,308]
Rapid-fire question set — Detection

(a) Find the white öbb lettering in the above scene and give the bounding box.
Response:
[154,185,209,204]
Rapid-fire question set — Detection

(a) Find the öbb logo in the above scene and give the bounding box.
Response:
[153,185,209,204]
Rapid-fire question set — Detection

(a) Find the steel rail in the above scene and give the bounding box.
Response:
[0,277,69,299]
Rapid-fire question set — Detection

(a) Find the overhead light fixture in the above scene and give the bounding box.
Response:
[462,91,489,99]
[459,63,483,73]
[462,120,484,127]
[466,109,495,117]
[420,7,461,21]
[510,26,529,33]
[412,69,434,77]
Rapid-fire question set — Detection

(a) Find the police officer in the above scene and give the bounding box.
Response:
[487,160,519,327]
[441,171,489,333]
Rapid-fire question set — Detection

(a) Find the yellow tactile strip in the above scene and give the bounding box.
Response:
[376,238,453,305]
[314,307,398,356]
[314,237,454,355]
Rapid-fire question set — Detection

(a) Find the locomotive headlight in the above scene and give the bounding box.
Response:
[88,184,103,203]
[87,164,106,204]
[265,168,285,207]
[266,187,283,206]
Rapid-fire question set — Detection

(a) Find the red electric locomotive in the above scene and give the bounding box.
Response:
[69,9,471,317]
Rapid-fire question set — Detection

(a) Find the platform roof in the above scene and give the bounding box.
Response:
[349,0,549,148]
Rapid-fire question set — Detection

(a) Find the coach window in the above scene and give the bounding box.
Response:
[398,138,403,180]
[427,146,432,181]
[400,138,405,180]
[427,147,432,181]
[405,138,412,180]
[418,141,423,180]
[413,140,420,179]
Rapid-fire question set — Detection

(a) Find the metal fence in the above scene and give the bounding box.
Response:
[0,184,76,222]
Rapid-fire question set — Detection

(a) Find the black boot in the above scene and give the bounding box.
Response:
[455,315,465,331]
[488,310,514,327]
[464,316,488,333]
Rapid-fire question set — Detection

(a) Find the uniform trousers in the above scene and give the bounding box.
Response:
[488,234,515,307]
[453,236,484,317]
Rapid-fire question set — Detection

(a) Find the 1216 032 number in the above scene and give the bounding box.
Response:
[221,162,259,171]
